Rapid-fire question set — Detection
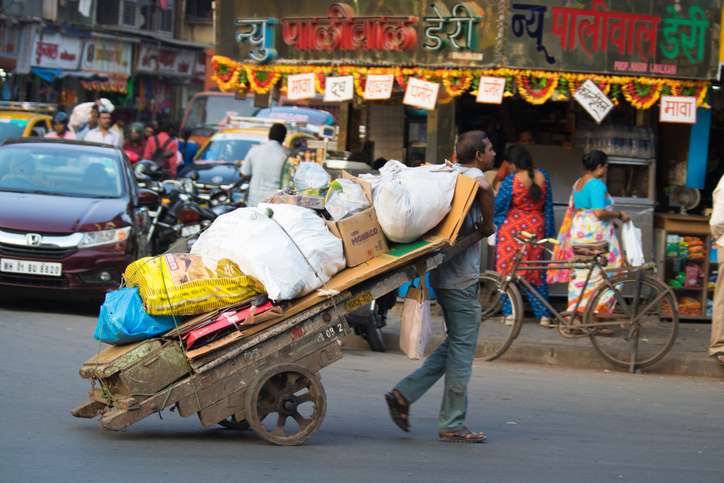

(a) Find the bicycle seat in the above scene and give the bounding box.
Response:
[572,241,609,260]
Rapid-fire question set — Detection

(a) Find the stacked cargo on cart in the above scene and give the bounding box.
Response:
[72,168,480,445]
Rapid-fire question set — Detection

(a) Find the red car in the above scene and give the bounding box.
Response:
[0,138,157,297]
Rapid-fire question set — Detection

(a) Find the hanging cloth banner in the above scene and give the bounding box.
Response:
[686,107,711,189]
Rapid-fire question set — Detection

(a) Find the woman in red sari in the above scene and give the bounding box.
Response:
[494,145,555,326]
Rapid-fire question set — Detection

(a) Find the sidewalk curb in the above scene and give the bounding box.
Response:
[343,332,724,379]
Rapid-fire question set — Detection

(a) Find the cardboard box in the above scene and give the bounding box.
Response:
[326,172,388,267]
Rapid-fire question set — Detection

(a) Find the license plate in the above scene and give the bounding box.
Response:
[181,224,201,237]
[0,258,62,277]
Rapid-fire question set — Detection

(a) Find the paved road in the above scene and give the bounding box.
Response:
[1,298,723,483]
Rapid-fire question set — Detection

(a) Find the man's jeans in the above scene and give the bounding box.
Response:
[395,283,481,432]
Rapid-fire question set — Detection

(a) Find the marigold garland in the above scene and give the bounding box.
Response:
[211,56,711,110]
[517,74,558,105]
[622,80,662,110]
[442,73,472,97]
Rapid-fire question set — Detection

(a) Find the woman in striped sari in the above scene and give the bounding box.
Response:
[548,150,629,315]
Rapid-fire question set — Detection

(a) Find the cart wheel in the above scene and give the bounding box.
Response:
[245,364,326,446]
[218,415,250,431]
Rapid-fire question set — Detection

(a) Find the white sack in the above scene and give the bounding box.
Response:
[399,286,432,360]
[364,161,457,243]
[191,205,345,301]
[69,99,115,131]
[294,162,331,192]
[324,178,370,221]
[621,221,645,267]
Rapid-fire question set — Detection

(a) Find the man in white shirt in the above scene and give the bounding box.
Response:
[709,173,724,365]
[241,123,288,207]
[84,109,122,148]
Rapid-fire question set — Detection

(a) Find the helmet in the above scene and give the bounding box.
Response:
[53,112,69,125]
[130,122,144,134]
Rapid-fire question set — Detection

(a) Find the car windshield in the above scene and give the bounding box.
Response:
[0,144,124,198]
[186,95,257,128]
[0,120,26,143]
[197,138,259,162]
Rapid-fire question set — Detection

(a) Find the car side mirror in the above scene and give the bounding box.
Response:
[137,188,160,207]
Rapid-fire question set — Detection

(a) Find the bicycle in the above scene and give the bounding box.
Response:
[478,231,679,372]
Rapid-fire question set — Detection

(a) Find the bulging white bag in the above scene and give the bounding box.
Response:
[399,286,432,360]
[364,161,457,243]
[191,205,345,301]
[621,221,645,266]
[293,162,331,192]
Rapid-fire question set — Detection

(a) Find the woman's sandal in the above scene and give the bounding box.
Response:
[384,389,410,432]
[438,427,487,444]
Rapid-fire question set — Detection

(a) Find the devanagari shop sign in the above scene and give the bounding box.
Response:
[324,76,354,102]
[403,77,440,110]
[573,79,614,123]
[364,74,394,100]
[286,73,316,100]
[659,95,697,124]
[505,0,720,79]
[476,76,506,104]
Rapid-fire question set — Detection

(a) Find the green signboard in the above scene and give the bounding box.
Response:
[217,0,721,79]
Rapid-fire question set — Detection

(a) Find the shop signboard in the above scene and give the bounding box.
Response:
[504,0,721,79]
[475,76,505,104]
[403,77,440,110]
[218,1,500,68]
[659,95,697,124]
[81,38,132,77]
[0,22,20,68]
[286,72,316,100]
[30,31,82,70]
[573,79,614,124]
[136,45,197,77]
[324,75,354,102]
[363,74,394,100]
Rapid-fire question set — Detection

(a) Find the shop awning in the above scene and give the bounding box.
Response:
[31,66,109,82]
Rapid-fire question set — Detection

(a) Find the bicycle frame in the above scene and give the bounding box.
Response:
[498,238,625,328]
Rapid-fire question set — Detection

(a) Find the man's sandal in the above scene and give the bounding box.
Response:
[439,427,487,444]
[384,389,410,432]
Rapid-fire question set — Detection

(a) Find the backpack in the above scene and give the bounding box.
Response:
[150,135,175,171]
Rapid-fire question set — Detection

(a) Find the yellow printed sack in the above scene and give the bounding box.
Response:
[124,253,264,316]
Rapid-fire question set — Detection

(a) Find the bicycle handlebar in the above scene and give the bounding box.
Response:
[517,230,559,246]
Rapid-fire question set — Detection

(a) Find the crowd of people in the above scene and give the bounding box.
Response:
[45,101,200,178]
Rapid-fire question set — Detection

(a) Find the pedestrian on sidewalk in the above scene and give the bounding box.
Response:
[240,123,288,207]
[709,173,724,365]
[494,144,555,327]
[384,130,495,443]
[84,108,122,148]
[45,112,76,140]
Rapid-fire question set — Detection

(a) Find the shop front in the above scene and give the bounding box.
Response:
[213,0,721,316]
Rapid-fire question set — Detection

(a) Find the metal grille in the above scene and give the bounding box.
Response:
[0,242,77,260]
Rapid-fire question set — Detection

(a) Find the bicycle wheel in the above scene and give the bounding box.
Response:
[584,271,678,370]
[478,271,524,361]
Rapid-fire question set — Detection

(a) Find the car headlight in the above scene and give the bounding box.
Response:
[78,227,131,248]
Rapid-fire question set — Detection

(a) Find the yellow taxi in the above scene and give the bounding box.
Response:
[0,102,54,143]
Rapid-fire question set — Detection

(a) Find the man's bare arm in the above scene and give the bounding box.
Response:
[476,176,495,237]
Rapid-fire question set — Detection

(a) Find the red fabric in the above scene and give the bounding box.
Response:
[496,176,547,284]
[142,132,178,177]
[123,141,144,162]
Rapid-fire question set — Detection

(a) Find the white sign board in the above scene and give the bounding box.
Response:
[363,74,394,100]
[659,95,697,124]
[286,73,316,100]
[31,32,82,70]
[573,79,614,124]
[324,75,353,102]
[403,77,439,110]
[476,76,505,104]
[81,38,132,76]
[137,45,196,77]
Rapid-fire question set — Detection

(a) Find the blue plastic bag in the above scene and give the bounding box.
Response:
[94,287,179,345]
[398,272,436,300]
